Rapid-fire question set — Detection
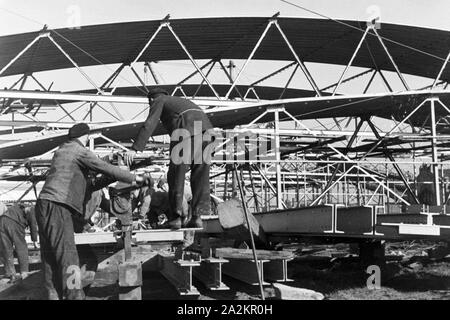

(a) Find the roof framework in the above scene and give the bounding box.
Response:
[1,15,450,226]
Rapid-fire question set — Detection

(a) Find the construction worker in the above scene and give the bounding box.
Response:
[130,185,152,222]
[0,202,6,273]
[0,203,38,283]
[36,123,148,300]
[125,88,213,229]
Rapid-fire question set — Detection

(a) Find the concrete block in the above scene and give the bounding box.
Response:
[119,286,142,300]
[272,283,324,300]
[118,262,142,287]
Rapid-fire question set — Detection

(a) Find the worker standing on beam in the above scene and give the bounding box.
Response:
[36,123,147,300]
[125,88,213,229]
[0,203,38,283]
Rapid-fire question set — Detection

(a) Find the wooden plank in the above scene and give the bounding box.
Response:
[74,229,187,245]
[215,247,294,260]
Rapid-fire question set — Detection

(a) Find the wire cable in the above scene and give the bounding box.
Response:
[280,0,448,62]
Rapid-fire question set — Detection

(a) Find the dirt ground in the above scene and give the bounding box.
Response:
[1,241,449,300]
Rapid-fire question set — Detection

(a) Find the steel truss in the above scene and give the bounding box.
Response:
[2,14,450,217]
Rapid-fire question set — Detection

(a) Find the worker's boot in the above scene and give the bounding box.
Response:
[181,211,192,228]
[184,215,203,229]
[7,275,18,284]
[161,208,183,230]
[166,217,182,230]
[159,216,182,229]
[48,291,60,300]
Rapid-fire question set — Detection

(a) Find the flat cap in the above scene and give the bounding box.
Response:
[68,123,90,139]
[147,87,169,99]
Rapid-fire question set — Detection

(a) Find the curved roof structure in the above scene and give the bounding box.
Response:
[0,17,449,80]
[74,84,321,99]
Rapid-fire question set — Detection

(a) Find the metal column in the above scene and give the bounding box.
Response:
[274,109,283,209]
[430,99,441,205]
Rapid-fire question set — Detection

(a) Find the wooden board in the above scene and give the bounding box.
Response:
[215,247,294,261]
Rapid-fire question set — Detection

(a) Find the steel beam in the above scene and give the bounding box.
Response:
[430,98,441,205]
[279,63,299,99]
[274,109,283,209]
[144,62,160,85]
[321,69,373,92]
[363,70,377,93]
[193,258,230,290]
[158,254,200,296]
[377,69,393,92]
[360,98,430,160]
[218,60,244,99]
[101,63,126,90]
[0,34,44,77]
[165,23,220,99]
[317,118,364,203]
[225,20,274,99]
[273,20,321,96]
[192,60,217,98]
[329,145,410,205]
[251,61,297,87]
[372,28,410,91]
[47,34,101,92]
[177,59,215,85]
[221,259,270,286]
[366,119,420,204]
[332,27,370,96]
[130,66,150,93]
[264,259,293,282]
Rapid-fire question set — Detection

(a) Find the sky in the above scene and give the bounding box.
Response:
[0,0,449,35]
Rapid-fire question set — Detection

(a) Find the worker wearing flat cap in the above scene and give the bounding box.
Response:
[36,123,148,300]
[125,88,213,229]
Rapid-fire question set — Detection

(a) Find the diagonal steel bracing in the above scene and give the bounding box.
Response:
[225,18,321,99]
[328,145,410,205]
[365,118,420,204]
[316,118,365,203]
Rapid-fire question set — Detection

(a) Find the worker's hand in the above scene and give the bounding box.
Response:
[91,226,104,232]
[157,178,167,190]
[124,150,137,167]
[142,174,154,187]
[135,174,145,186]
[33,241,39,249]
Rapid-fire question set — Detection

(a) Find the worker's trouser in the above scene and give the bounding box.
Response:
[35,199,84,300]
[168,139,211,219]
[71,216,98,275]
[0,216,29,277]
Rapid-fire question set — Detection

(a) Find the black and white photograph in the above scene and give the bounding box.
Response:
[0,0,449,305]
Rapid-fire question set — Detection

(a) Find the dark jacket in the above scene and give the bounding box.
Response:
[1,205,38,242]
[132,95,213,152]
[39,139,135,214]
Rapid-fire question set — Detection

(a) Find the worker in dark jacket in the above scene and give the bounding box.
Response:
[36,123,147,300]
[125,88,213,229]
[0,203,38,283]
